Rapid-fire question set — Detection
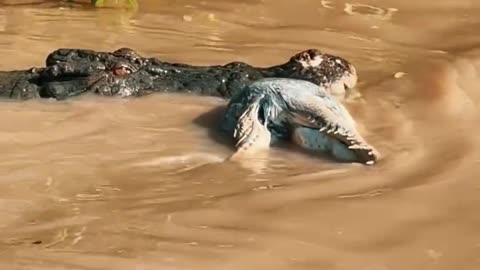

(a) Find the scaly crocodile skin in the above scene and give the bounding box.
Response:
[0,48,357,100]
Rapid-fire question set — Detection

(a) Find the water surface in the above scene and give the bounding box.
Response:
[0,0,479,269]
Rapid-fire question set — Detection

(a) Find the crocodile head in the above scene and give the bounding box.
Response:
[31,48,154,99]
[36,47,266,99]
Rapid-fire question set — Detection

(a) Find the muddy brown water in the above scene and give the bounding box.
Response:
[0,0,480,269]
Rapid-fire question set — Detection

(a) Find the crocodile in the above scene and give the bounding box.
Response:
[0,47,357,100]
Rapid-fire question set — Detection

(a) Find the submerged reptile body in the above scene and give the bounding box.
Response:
[0,48,357,100]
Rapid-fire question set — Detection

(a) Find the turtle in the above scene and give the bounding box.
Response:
[221,78,380,165]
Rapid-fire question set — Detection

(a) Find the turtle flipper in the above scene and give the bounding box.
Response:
[292,126,377,164]
[229,95,272,159]
[284,94,379,165]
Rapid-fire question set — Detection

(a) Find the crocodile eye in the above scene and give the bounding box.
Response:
[113,66,131,76]
[112,62,136,76]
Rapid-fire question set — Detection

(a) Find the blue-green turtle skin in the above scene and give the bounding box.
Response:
[221,80,290,144]
[221,78,379,165]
